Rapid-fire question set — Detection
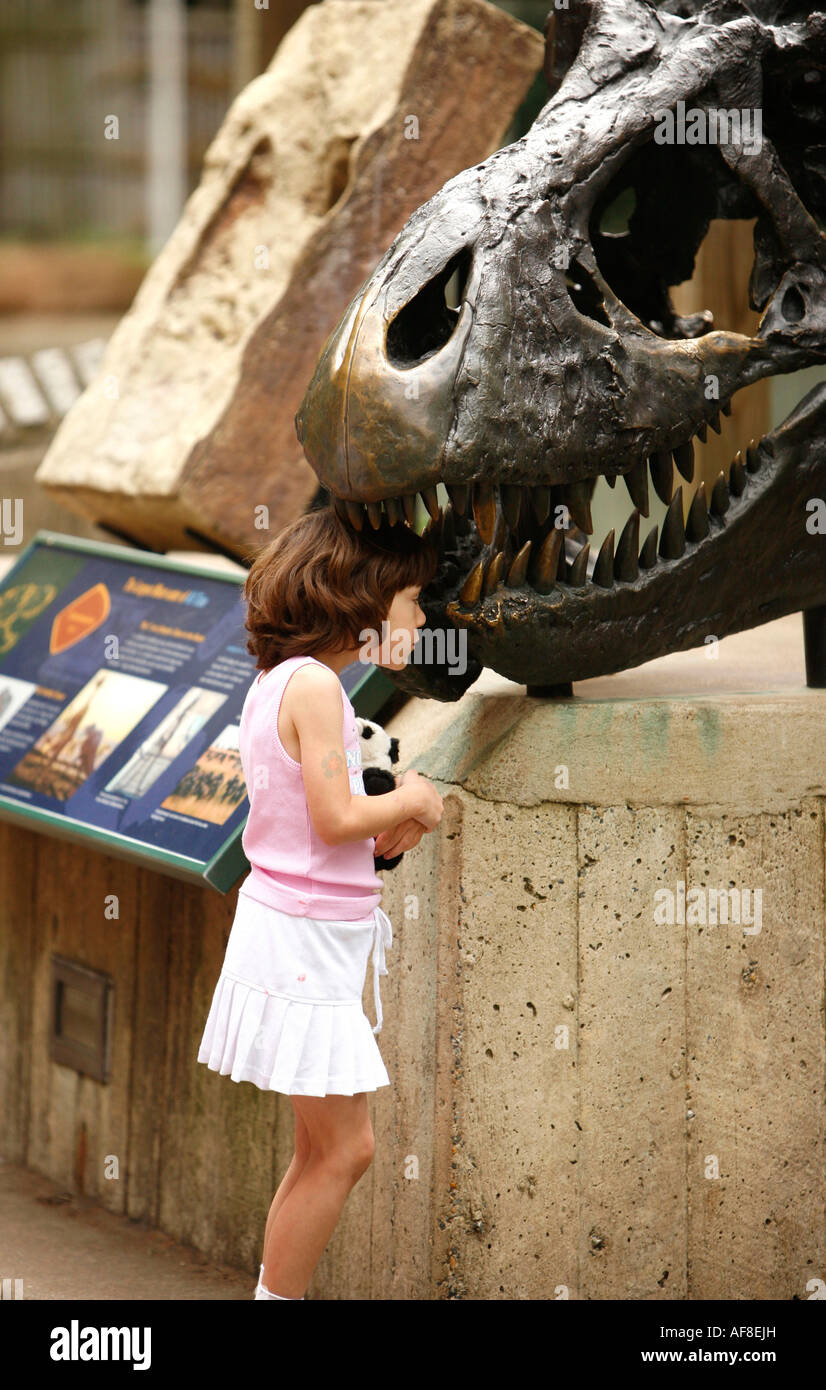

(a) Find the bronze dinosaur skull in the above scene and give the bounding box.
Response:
[296,0,826,700]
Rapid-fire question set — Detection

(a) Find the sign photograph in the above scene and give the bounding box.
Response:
[0,531,256,890]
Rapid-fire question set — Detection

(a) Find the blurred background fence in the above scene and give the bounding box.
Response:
[0,0,548,250]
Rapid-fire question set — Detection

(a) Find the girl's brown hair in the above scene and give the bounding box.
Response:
[243,504,440,671]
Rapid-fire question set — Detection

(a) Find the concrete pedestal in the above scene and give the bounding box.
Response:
[368,614,825,1299]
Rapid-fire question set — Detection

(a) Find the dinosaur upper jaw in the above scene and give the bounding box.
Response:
[327,379,826,698]
[293,238,809,506]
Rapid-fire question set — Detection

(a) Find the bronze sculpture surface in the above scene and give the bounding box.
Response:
[297,1,826,699]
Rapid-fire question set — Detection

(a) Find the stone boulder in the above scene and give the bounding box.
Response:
[36,0,544,554]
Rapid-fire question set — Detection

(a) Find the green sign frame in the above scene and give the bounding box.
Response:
[0,530,399,892]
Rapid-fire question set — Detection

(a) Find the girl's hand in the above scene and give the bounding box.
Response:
[373,818,426,859]
[397,768,443,830]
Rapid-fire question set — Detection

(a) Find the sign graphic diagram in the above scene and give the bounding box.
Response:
[0,532,256,891]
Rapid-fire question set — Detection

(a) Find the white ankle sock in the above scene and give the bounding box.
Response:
[254,1267,305,1300]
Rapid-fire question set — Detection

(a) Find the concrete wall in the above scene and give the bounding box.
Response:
[378,614,825,1299]
[0,615,823,1298]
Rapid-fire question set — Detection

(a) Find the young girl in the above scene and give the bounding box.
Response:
[196,505,444,1301]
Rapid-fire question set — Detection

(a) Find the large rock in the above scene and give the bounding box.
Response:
[36,0,544,553]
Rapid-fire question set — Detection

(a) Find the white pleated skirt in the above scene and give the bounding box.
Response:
[196,890,393,1097]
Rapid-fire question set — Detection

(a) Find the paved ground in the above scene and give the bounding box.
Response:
[0,1156,254,1300]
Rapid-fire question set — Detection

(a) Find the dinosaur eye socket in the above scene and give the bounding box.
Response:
[386,246,473,368]
[590,138,760,339]
[598,186,637,238]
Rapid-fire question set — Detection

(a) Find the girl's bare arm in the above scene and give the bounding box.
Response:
[291,665,436,847]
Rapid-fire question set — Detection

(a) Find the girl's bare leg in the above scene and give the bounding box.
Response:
[261,1093,374,1299]
[261,1100,311,1261]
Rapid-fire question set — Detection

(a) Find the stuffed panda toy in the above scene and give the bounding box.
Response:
[355,716,403,871]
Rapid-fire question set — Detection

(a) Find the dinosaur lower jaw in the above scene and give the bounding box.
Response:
[331,382,826,692]
[462,385,826,687]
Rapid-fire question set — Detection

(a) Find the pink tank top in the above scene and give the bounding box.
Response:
[237,655,383,919]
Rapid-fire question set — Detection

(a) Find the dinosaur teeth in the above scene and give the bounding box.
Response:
[729,454,747,496]
[459,556,485,604]
[420,486,441,521]
[483,550,504,596]
[708,408,722,434]
[563,480,593,534]
[491,507,506,554]
[446,483,470,516]
[343,414,770,609]
[673,440,695,483]
[500,483,523,530]
[423,509,443,546]
[649,451,675,506]
[695,420,708,443]
[658,486,685,559]
[345,499,365,530]
[384,496,403,526]
[685,482,710,542]
[531,527,564,594]
[592,529,615,588]
[614,509,640,582]
[623,458,649,516]
[710,471,730,516]
[472,480,497,545]
[505,538,532,588]
[639,524,659,569]
[568,540,590,586]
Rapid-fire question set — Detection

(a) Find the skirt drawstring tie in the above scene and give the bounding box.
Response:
[370,906,393,1035]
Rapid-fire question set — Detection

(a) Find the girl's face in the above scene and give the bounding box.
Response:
[370,584,427,670]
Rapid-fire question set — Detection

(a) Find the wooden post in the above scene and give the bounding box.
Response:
[147,0,187,254]
[232,0,313,94]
